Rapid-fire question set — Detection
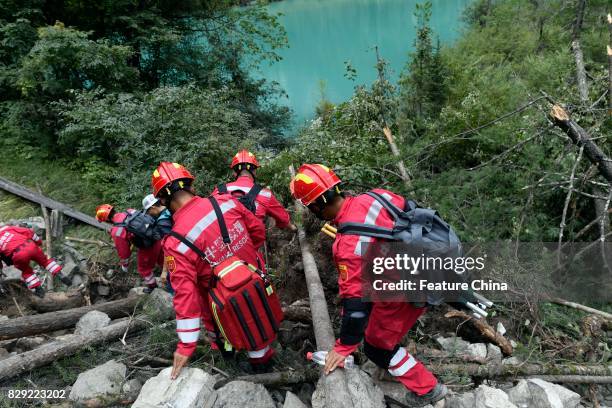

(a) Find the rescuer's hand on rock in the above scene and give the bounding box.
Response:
[324,349,345,375]
[171,351,189,380]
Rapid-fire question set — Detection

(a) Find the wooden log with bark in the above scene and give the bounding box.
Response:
[429,362,612,378]
[29,290,86,313]
[289,165,353,408]
[214,368,320,389]
[0,295,144,340]
[0,316,148,382]
[444,310,514,356]
[548,104,612,183]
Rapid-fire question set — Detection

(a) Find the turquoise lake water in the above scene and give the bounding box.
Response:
[259,0,470,129]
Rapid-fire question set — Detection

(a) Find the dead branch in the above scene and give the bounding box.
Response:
[444,310,514,356]
[558,145,584,264]
[65,236,112,247]
[547,103,612,183]
[548,297,612,320]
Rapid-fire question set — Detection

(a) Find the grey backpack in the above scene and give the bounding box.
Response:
[337,191,463,305]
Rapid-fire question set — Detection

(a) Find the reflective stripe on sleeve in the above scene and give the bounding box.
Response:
[114,227,124,237]
[177,330,200,343]
[176,317,201,331]
[353,193,393,255]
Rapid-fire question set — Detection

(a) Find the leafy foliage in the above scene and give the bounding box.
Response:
[57,85,267,202]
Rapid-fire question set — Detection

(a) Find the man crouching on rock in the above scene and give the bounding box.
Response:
[290,163,448,407]
[151,162,272,380]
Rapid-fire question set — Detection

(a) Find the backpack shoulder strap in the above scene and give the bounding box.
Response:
[366,191,403,221]
[169,231,209,260]
[337,222,394,239]
[208,196,231,245]
[245,183,263,201]
[217,183,228,194]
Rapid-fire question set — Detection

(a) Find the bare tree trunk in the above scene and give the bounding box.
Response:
[548,104,612,183]
[0,295,143,340]
[607,13,612,116]
[444,310,514,355]
[572,0,588,104]
[0,316,148,382]
[289,165,353,408]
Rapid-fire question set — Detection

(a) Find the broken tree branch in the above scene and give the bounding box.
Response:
[548,297,612,321]
[547,103,612,183]
[444,310,513,355]
[65,236,112,247]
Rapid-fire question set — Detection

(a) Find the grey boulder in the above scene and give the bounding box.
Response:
[133,367,216,408]
[214,380,275,408]
[74,310,111,335]
[69,360,126,402]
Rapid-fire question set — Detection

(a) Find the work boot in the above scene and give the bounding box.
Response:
[33,286,46,298]
[403,383,448,407]
[143,282,158,294]
[60,275,72,286]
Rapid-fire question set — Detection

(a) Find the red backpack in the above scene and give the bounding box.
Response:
[170,196,283,351]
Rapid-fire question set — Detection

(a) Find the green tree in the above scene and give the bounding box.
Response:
[399,1,448,126]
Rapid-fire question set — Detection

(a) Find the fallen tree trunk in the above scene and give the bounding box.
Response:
[527,375,612,384]
[0,316,148,382]
[29,290,85,312]
[0,295,143,340]
[548,104,612,183]
[444,310,514,356]
[0,176,109,231]
[430,362,612,378]
[289,165,353,408]
[214,368,320,389]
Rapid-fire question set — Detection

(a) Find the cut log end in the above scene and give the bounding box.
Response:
[550,104,570,122]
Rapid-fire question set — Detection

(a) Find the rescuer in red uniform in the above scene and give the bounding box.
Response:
[151,162,271,380]
[290,163,447,407]
[213,150,296,231]
[95,204,159,291]
[0,225,63,297]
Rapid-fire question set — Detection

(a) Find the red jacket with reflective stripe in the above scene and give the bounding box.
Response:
[162,194,266,357]
[212,175,290,228]
[109,210,134,261]
[0,226,40,258]
[332,189,406,299]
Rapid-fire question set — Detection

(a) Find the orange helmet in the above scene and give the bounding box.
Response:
[290,164,341,206]
[95,204,114,223]
[231,150,259,171]
[151,162,195,197]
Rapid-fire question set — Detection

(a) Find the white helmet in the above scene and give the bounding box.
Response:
[142,194,159,211]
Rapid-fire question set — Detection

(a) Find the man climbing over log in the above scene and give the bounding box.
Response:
[213,150,297,232]
[151,162,278,380]
[0,224,67,297]
[290,163,448,407]
[95,203,160,292]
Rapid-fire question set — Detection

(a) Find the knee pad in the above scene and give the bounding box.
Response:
[364,341,399,368]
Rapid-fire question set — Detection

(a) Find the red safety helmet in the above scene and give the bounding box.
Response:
[95,204,114,223]
[151,162,195,197]
[230,150,260,170]
[290,164,341,206]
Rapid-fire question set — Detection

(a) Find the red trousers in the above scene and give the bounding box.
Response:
[11,241,61,290]
[137,240,163,286]
[365,302,437,396]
